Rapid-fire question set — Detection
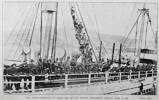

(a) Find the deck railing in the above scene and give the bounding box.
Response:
[3,70,157,93]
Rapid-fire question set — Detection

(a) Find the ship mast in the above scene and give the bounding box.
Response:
[40,2,43,59]
[51,2,58,62]
[111,43,115,64]
[118,44,122,67]
[41,8,55,59]
[98,41,102,62]
[137,5,147,61]
[122,4,157,66]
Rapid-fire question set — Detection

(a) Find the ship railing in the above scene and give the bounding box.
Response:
[3,70,157,93]
[131,82,156,95]
[105,82,156,95]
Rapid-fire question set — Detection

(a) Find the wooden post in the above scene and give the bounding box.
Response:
[119,72,122,82]
[12,84,16,91]
[26,79,30,89]
[138,71,140,79]
[20,78,25,90]
[65,74,68,88]
[129,71,132,80]
[88,73,91,85]
[45,74,49,82]
[145,71,147,78]
[105,72,108,84]
[31,76,35,92]
[152,70,154,77]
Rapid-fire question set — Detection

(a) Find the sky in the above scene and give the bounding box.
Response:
[2,2,158,63]
[3,2,157,36]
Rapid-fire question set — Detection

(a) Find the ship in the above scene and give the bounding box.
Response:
[3,2,157,95]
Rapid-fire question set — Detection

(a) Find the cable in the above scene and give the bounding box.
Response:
[144,20,149,49]
[61,5,69,55]
[91,4,102,42]
[13,3,38,60]
[24,3,40,46]
[16,3,39,60]
[91,4,111,58]
[122,12,142,48]
[4,4,30,45]
[102,42,110,58]
[52,2,58,61]
[82,4,99,59]
[134,20,138,56]
[120,3,137,42]
[40,2,43,59]
[29,3,40,46]
[6,3,35,59]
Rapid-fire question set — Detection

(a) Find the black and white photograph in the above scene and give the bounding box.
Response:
[2,0,158,95]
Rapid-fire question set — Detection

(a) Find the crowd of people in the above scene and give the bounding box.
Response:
[4,57,108,75]
[3,56,157,75]
[109,64,156,72]
[71,6,93,64]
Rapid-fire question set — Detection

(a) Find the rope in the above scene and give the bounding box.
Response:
[40,2,43,59]
[82,4,98,58]
[134,20,138,56]
[45,12,54,59]
[51,31,55,59]
[137,12,146,58]
[16,3,39,60]
[13,3,38,60]
[121,12,141,56]
[120,3,137,42]
[7,3,36,59]
[102,42,110,58]
[61,5,69,56]
[91,4,102,42]
[43,13,50,57]
[146,12,156,39]
[52,2,58,61]
[4,4,30,45]
[23,3,40,46]
[91,4,111,58]
[122,12,142,50]
[144,20,149,49]
[29,3,40,46]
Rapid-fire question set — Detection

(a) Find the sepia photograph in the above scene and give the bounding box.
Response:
[2,1,158,95]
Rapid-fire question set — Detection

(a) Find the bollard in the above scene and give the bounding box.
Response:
[31,76,35,92]
[65,74,68,88]
[88,73,91,85]
[105,72,108,84]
